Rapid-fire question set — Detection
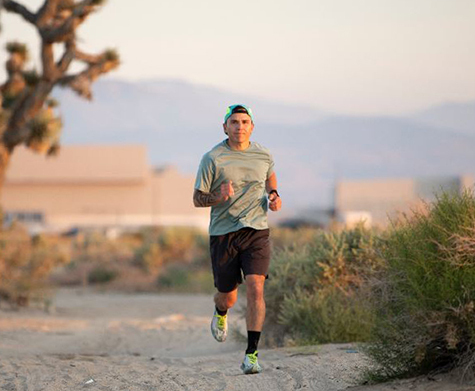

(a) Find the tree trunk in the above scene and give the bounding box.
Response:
[0,142,12,223]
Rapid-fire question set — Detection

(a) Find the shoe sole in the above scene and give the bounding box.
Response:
[241,365,262,375]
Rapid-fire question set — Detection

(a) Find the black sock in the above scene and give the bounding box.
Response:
[246,331,261,354]
[216,306,227,316]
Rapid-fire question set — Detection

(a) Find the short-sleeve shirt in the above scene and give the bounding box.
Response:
[194,140,275,236]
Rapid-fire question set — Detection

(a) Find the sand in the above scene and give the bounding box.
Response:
[0,289,472,391]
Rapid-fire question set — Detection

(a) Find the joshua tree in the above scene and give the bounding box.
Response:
[0,0,119,193]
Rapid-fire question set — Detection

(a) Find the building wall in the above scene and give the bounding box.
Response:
[336,178,416,225]
[3,181,152,229]
[151,167,209,228]
[1,146,209,231]
[336,175,475,227]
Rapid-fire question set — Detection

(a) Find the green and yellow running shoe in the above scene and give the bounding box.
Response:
[241,351,262,374]
[210,310,227,342]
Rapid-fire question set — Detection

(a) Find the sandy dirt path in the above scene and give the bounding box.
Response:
[0,289,472,391]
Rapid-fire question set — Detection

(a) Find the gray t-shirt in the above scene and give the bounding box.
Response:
[194,140,275,236]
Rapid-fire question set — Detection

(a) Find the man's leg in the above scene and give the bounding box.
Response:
[240,274,266,374]
[214,288,238,312]
[239,229,270,374]
[211,288,238,342]
[245,274,266,332]
[209,231,241,342]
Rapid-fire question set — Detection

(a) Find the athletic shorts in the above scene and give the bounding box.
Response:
[210,228,271,293]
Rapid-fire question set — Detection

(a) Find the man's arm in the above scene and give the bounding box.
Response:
[193,189,224,207]
[193,181,234,207]
[266,172,278,194]
[265,173,282,212]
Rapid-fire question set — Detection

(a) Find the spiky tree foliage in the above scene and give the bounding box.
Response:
[0,0,120,193]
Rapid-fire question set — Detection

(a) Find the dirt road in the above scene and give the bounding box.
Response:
[0,289,471,391]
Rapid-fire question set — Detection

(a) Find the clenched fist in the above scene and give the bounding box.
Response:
[219,180,234,202]
[268,191,282,211]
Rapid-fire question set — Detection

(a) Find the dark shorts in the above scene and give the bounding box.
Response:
[210,228,271,293]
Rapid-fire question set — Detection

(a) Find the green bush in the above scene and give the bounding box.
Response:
[156,264,214,293]
[88,266,118,284]
[157,265,189,288]
[270,227,321,252]
[0,225,70,305]
[134,227,209,273]
[264,225,384,346]
[365,190,475,381]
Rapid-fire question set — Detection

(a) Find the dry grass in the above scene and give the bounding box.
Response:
[364,190,475,382]
[0,225,212,303]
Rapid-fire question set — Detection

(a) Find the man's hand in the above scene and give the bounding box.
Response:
[268,191,281,212]
[219,180,234,202]
[193,181,234,207]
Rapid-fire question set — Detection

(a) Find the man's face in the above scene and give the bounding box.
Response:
[223,113,254,145]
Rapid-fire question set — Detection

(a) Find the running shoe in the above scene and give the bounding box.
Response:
[210,309,227,342]
[241,351,262,374]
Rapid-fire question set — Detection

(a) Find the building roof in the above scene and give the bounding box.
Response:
[6,145,149,184]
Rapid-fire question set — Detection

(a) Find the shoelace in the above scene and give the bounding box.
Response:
[215,314,226,329]
[247,351,258,365]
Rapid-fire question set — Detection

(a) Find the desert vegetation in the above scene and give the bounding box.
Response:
[262,225,385,347]
[262,190,475,382]
[0,222,69,306]
[0,225,214,307]
[364,191,475,381]
[1,190,474,382]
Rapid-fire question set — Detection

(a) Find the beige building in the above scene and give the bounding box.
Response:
[336,175,475,228]
[1,145,209,232]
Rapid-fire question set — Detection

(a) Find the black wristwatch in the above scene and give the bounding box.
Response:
[269,189,280,198]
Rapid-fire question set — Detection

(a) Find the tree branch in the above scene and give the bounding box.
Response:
[58,56,119,100]
[57,40,76,73]
[36,0,61,27]
[74,49,104,65]
[2,123,30,149]
[39,0,99,43]
[58,73,92,100]
[2,82,53,149]
[3,0,36,24]
[41,42,58,81]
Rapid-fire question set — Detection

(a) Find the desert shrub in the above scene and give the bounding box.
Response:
[59,230,134,286]
[134,242,163,273]
[264,225,384,346]
[365,190,475,381]
[157,265,189,288]
[49,227,210,291]
[134,227,208,273]
[0,224,70,305]
[0,225,211,294]
[270,227,320,251]
[156,264,214,293]
[88,265,118,284]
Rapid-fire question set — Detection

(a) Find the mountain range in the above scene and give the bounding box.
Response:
[53,79,475,209]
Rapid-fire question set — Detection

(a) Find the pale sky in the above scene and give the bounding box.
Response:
[1,0,474,115]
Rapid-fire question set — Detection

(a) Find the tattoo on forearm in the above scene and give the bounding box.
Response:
[193,189,222,207]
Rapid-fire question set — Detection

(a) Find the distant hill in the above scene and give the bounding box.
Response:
[57,79,326,135]
[410,101,475,136]
[53,79,475,209]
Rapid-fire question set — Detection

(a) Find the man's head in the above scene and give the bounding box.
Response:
[223,104,254,146]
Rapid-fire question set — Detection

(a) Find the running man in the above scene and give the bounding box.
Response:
[193,104,282,374]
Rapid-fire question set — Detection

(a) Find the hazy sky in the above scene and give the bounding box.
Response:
[1,0,474,115]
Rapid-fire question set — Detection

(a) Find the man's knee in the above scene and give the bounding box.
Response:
[246,274,265,302]
[215,290,238,309]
